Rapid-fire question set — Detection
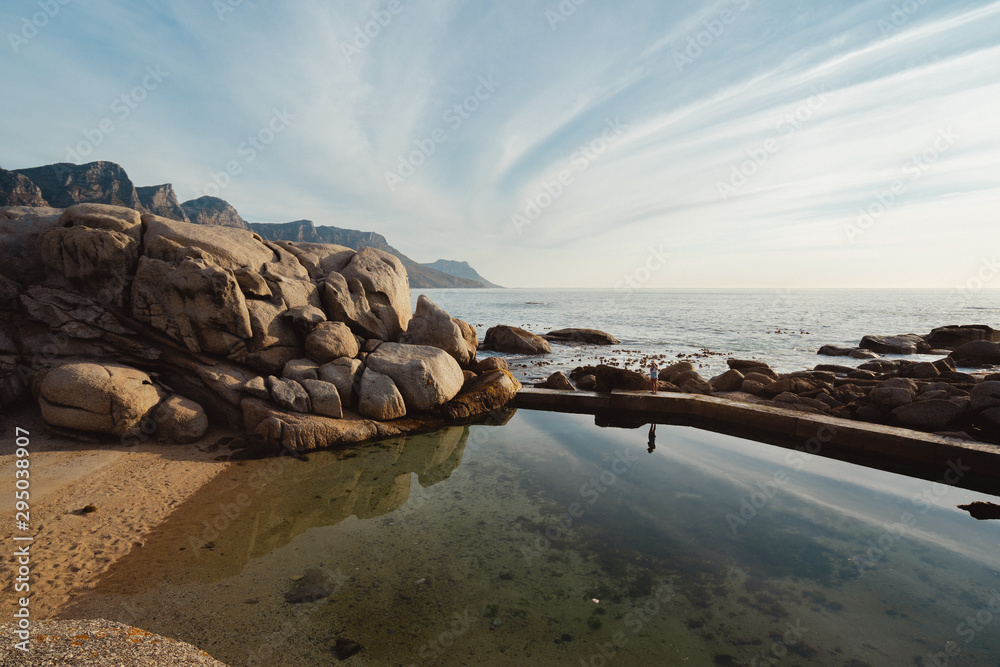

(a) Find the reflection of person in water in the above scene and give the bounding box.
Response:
[647,423,656,453]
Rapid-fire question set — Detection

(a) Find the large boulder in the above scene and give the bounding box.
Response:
[544,328,620,345]
[320,272,388,340]
[949,341,1000,367]
[357,368,406,420]
[57,203,143,242]
[970,382,1000,413]
[482,325,551,355]
[366,342,464,411]
[142,213,272,272]
[889,400,965,431]
[301,379,343,419]
[319,358,364,407]
[305,321,359,363]
[37,224,139,306]
[268,376,311,413]
[868,387,913,411]
[154,394,209,443]
[38,362,166,436]
[131,256,252,355]
[274,241,355,281]
[536,371,575,390]
[339,247,411,340]
[569,365,647,392]
[925,325,999,350]
[710,369,744,392]
[400,295,473,366]
[0,206,64,285]
[860,335,926,355]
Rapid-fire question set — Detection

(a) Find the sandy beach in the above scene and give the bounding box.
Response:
[0,406,231,620]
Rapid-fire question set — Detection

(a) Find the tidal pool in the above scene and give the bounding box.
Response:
[63,410,1000,666]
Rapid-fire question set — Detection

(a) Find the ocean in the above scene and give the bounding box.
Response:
[413,288,1000,382]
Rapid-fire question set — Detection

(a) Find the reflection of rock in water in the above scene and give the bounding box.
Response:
[958,501,1000,520]
[81,426,470,594]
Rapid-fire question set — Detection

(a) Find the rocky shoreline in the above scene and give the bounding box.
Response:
[0,203,518,456]
[478,323,1000,445]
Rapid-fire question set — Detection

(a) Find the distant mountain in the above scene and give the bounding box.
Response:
[181,196,248,229]
[248,220,485,289]
[0,167,48,206]
[15,161,143,210]
[137,184,189,222]
[1,160,493,289]
[423,259,502,288]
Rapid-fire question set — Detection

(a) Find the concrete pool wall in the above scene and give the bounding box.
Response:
[515,388,1000,495]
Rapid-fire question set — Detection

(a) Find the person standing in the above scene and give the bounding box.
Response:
[650,363,658,394]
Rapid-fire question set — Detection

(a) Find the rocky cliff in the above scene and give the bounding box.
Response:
[15,161,143,210]
[423,259,502,288]
[248,219,486,289]
[181,195,248,229]
[0,168,48,206]
[0,203,519,453]
[137,184,189,222]
[4,161,496,289]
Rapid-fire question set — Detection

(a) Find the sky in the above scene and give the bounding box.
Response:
[2,0,999,289]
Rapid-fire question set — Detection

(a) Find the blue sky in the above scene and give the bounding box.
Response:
[2,0,998,288]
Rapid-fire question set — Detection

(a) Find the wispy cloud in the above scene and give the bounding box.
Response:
[1,0,997,287]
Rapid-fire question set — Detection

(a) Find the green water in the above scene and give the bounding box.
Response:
[62,411,1000,666]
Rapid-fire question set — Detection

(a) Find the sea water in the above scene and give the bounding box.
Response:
[413,288,1000,382]
[63,410,1000,666]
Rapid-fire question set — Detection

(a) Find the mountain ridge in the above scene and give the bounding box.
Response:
[0,161,499,289]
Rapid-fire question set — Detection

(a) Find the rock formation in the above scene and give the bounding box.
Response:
[482,325,552,355]
[422,258,502,288]
[0,167,48,206]
[15,161,143,210]
[180,195,248,229]
[136,184,189,222]
[0,202,519,452]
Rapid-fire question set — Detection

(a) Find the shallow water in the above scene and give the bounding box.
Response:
[64,411,1000,666]
[413,288,1000,382]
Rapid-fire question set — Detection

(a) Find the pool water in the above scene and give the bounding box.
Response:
[62,410,1000,666]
